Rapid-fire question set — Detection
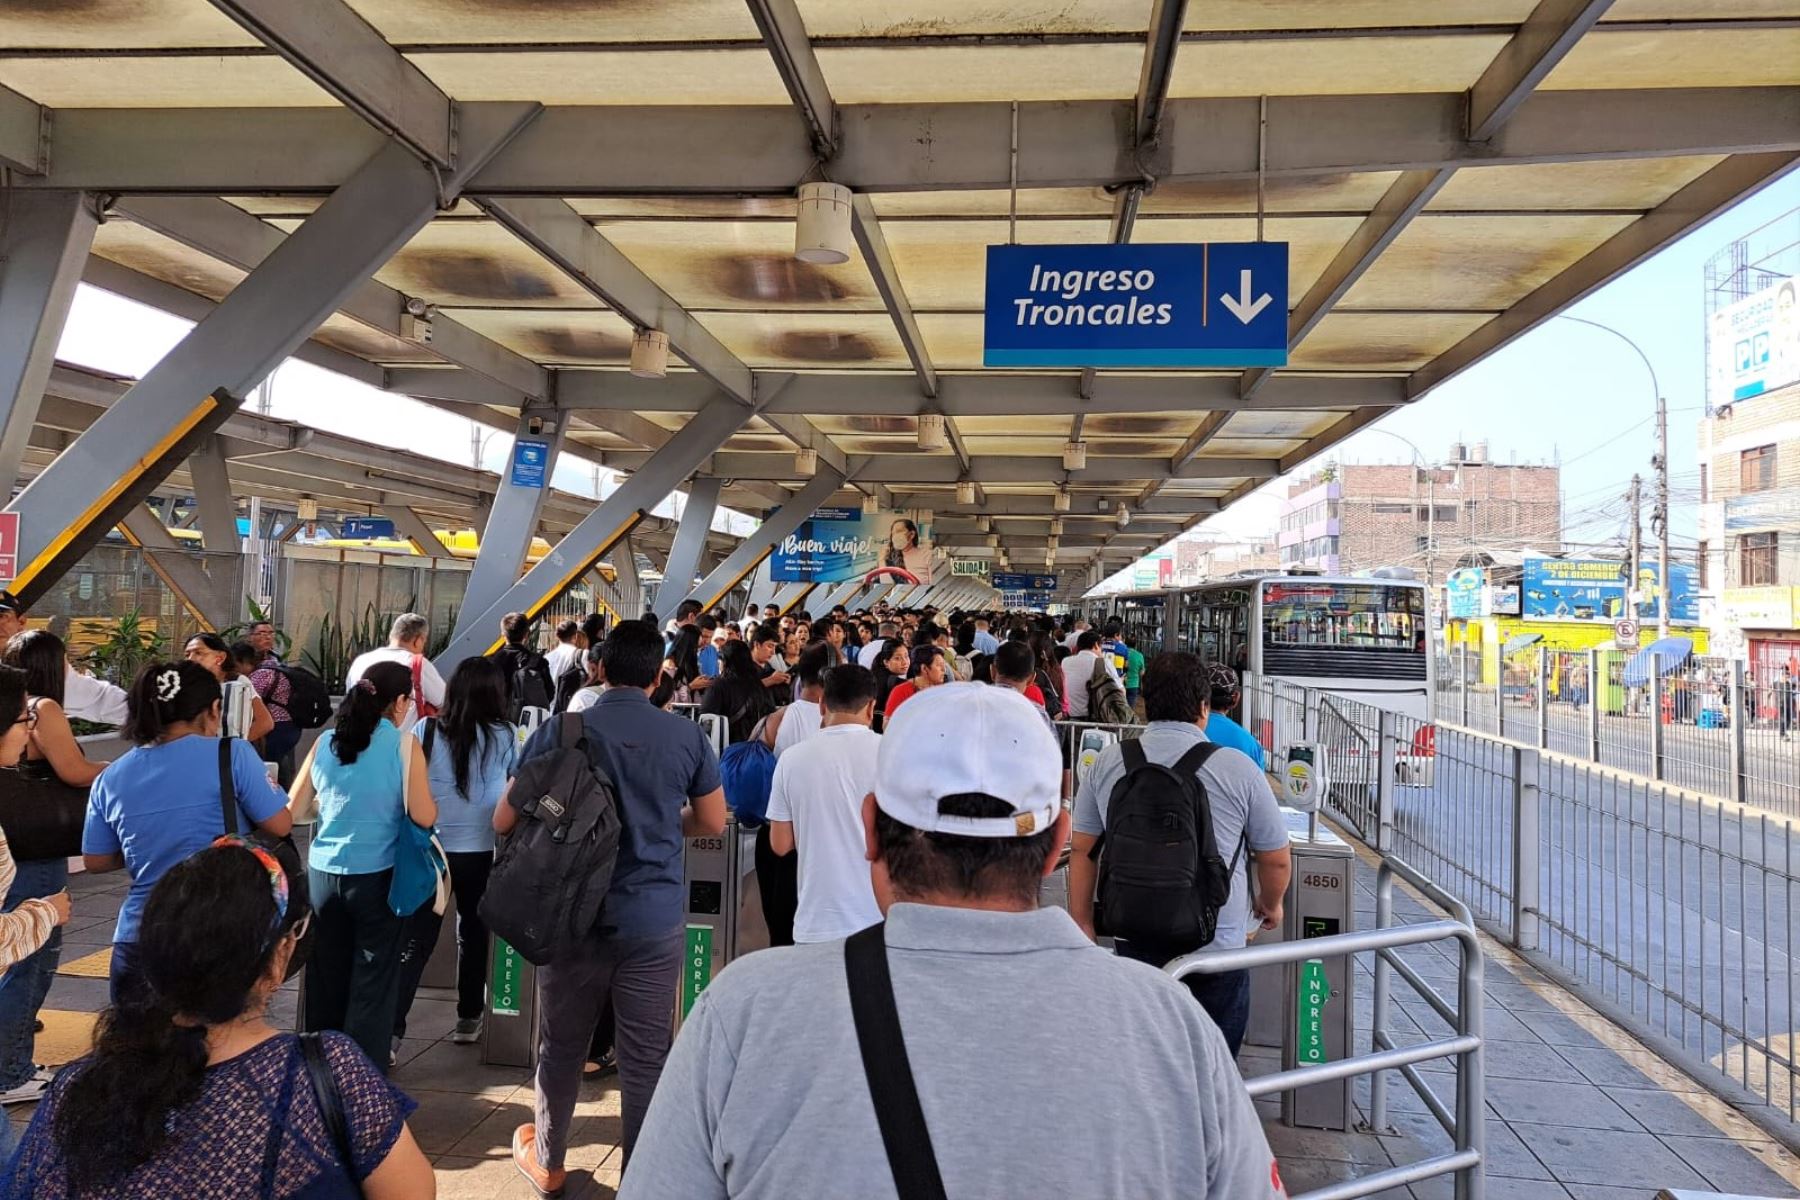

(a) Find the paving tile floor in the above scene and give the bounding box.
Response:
[11,860,1800,1198]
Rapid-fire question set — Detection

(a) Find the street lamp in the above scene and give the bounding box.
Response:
[1558,315,1670,640]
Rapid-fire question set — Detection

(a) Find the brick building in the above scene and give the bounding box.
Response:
[1278,444,1562,580]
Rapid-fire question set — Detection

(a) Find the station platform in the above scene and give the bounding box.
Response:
[15,858,1800,1200]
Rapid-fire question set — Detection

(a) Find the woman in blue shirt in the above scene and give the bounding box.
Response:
[288,661,435,1070]
[83,661,293,1006]
[392,657,515,1048]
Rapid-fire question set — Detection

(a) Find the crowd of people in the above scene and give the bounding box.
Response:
[0,592,1294,1199]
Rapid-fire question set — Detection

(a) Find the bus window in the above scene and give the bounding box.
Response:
[1258,581,1427,680]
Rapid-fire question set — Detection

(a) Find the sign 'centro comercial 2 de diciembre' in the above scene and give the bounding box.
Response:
[983,242,1289,369]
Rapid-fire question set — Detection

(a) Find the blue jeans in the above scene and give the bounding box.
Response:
[0,858,67,1088]
[1116,939,1252,1057]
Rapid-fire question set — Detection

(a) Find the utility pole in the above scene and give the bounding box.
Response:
[1654,391,1671,639]
[1628,474,1642,621]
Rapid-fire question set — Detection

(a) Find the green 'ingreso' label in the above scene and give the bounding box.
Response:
[1296,958,1329,1064]
[682,924,715,1018]
[490,938,523,1017]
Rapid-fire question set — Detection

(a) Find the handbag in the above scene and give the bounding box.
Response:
[218,739,314,981]
[409,655,440,720]
[0,752,89,861]
[388,722,449,918]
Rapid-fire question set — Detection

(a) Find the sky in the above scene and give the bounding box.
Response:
[53,169,1800,571]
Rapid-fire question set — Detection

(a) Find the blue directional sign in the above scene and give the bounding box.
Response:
[984,242,1288,368]
[341,517,396,540]
[992,573,1059,592]
[509,439,550,489]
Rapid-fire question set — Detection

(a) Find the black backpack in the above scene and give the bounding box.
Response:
[272,665,332,729]
[1093,740,1245,953]
[503,650,553,722]
[478,712,623,965]
[550,664,585,715]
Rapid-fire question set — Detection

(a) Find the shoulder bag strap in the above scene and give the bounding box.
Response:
[218,737,240,835]
[298,1033,363,1197]
[1171,740,1221,779]
[844,924,948,1200]
[1120,738,1147,772]
[421,718,436,759]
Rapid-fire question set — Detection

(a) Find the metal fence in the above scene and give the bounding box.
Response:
[1259,670,1800,1131]
[1436,645,1800,818]
[32,542,245,666]
[1172,854,1486,1200]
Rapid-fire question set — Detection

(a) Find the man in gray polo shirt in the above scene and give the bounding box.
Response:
[623,682,1284,1199]
[1069,650,1292,1057]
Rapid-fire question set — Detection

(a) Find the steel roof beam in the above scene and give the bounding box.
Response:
[0,84,45,175]
[384,504,455,558]
[205,0,455,167]
[1135,0,1191,148]
[891,493,1218,517]
[593,452,1274,485]
[111,196,547,400]
[476,196,756,405]
[850,195,938,399]
[25,89,1799,193]
[1409,152,1800,397]
[1468,0,1617,142]
[744,0,837,158]
[511,369,1402,416]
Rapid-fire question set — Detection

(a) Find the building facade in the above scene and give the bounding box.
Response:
[1698,206,1800,673]
[1277,447,1563,580]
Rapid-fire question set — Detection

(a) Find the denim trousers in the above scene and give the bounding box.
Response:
[303,866,404,1071]
[393,850,494,1039]
[0,858,67,1088]
[1115,939,1253,1057]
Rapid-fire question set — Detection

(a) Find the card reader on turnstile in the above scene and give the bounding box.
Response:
[677,715,770,1032]
[1244,742,1356,1131]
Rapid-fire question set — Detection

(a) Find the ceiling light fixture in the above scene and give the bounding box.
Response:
[917,413,947,451]
[1116,503,1132,529]
[794,447,818,475]
[1062,441,1088,470]
[862,490,881,516]
[794,182,853,264]
[956,480,976,505]
[630,328,669,379]
[1053,488,1070,513]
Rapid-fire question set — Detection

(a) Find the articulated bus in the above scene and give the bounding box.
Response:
[1097,573,1436,774]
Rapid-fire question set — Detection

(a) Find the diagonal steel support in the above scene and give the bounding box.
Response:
[187,437,240,554]
[1468,0,1617,142]
[455,408,569,637]
[2,103,539,603]
[654,476,722,621]
[685,468,846,614]
[117,504,235,631]
[205,0,455,167]
[744,0,836,158]
[436,394,752,671]
[385,504,454,558]
[0,191,97,497]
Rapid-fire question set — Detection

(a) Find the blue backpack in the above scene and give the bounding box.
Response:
[719,738,777,828]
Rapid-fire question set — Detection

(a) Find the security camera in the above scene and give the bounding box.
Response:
[526,415,545,436]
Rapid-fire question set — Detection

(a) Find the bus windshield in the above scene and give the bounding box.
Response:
[1259,581,1427,679]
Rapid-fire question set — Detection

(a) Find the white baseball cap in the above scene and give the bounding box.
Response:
[873,682,1062,838]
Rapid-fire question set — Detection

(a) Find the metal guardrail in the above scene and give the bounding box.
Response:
[1168,855,1486,1200]
[1264,669,1800,1135]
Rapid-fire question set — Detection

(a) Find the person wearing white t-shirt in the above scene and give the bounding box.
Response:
[767,663,882,943]
[345,612,444,727]
[856,620,899,670]
[1059,629,1121,720]
[766,644,830,757]
[544,618,586,682]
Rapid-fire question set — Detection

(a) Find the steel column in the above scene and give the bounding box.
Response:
[610,534,643,617]
[4,105,538,603]
[187,437,240,555]
[455,408,569,638]
[654,476,721,622]
[116,504,234,631]
[436,394,751,671]
[0,191,97,497]
[684,468,846,614]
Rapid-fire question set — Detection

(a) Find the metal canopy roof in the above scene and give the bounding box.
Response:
[4,0,1797,573]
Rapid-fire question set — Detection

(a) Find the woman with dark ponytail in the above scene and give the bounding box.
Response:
[287,660,435,1070]
[3,842,434,1198]
[81,661,293,1009]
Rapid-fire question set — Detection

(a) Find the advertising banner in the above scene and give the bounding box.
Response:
[1521,557,1697,623]
[1708,280,1800,408]
[1485,585,1521,616]
[1723,586,1798,629]
[984,242,1288,368]
[1724,487,1800,533]
[770,507,935,586]
[1444,567,1483,619]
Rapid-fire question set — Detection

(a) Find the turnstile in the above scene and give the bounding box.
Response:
[677,813,770,1031]
[1244,808,1356,1130]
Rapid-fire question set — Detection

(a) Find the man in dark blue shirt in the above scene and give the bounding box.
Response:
[502,621,727,1196]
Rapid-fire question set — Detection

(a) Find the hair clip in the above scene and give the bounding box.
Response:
[357,678,377,694]
[154,668,182,702]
